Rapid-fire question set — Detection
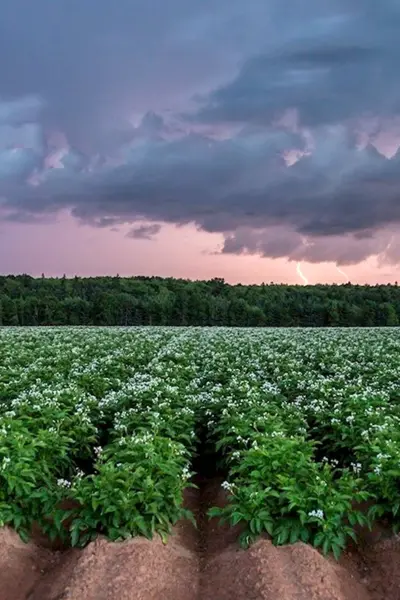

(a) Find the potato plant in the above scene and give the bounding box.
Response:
[1,327,400,556]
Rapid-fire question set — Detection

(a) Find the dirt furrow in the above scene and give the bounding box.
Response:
[198,480,369,600]
[2,480,400,600]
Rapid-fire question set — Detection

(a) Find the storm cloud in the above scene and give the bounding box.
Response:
[126,224,162,240]
[1,0,400,267]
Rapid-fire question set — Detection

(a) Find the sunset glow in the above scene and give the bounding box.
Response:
[0,0,400,283]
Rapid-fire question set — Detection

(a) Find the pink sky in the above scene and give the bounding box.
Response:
[1,212,397,284]
[2,1,400,285]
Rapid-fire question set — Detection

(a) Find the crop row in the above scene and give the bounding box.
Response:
[1,327,400,557]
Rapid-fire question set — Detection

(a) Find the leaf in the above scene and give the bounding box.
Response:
[347,529,357,543]
[276,528,290,545]
[289,526,301,545]
[71,527,80,547]
[238,531,251,548]
[347,512,355,525]
[332,543,342,561]
[18,529,30,544]
[263,520,274,536]
[136,517,150,538]
[160,531,168,544]
[300,528,310,543]
[334,532,346,547]
[322,538,331,556]
[13,514,22,529]
[356,512,366,526]
[231,512,244,526]
[251,518,263,535]
[313,532,324,548]
[208,507,223,518]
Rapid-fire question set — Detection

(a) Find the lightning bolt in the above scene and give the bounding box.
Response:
[296,262,309,285]
[377,235,395,266]
[335,265,348,280]
[385,235,394,255]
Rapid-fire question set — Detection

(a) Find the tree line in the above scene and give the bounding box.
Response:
[0,274,399,327]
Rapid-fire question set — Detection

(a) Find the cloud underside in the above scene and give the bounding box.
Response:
[126,223,161,240]
[2,0,400,266]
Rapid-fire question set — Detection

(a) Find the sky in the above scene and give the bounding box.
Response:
[1,0,400,284]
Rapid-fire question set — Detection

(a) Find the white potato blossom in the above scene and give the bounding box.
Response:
[221,481,235,493]
[57,478,71,488]
[376,453,390,461]
[350,462,362,474]
[181,465,191,481]
[308,509,324,520]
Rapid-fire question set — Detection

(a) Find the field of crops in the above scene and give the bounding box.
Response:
[2,327,400,600]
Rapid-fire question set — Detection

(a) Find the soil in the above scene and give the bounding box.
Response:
[2,479,400,600]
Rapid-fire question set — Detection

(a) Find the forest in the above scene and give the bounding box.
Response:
[0,274,399,327]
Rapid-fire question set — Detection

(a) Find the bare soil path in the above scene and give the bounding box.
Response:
[1,479,400,600]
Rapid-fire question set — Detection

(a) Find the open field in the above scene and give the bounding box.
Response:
[1,326,400,599]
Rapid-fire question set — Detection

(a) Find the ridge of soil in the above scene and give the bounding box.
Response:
[1,479,400,600]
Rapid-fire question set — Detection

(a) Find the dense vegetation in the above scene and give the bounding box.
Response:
[0,274,399,326]
[2,327,400,559]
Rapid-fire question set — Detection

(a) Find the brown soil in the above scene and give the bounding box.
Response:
[2,480,400,600]
[0,527,57,600]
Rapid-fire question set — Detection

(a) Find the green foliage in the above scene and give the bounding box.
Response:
[0,275,400,326]
[1,326,400,560]
[208,437,370,557]
[69,436,193,545]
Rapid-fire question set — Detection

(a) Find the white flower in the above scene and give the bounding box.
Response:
[221,480,235,493]
[57,478,71,488]
[350,462,362,474]
[308,509,324,520]
[377,453,390,461]
[181,465,191,481]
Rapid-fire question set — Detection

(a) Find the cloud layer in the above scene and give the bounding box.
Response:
[195,2,400,127]
[1,0,400,268]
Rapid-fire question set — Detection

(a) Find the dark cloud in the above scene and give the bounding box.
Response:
[126,224,162,240]
[0,0,269,149]
[2,113,400,264]
[1,0,400,267]
[194,1,400,127]
[221,227,394,266]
